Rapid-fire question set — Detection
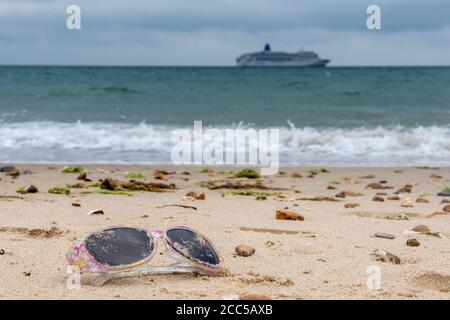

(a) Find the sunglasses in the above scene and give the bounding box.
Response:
[66,226,224,286]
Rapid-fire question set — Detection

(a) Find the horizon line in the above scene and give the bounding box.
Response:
[1,64,449,68]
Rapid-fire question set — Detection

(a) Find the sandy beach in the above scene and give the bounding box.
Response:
[1,165,450,300]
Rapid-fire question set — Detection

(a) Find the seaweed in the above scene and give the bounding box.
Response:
[16,187,27,195]
[227,190,272,200]
[61,166,85,174]
[308,168,330,175]
[48,186,71,195]
[80,189,132,196]
[125,172,146,179]
[235,169,260,179]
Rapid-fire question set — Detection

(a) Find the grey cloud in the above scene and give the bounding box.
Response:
[0,0,449,65]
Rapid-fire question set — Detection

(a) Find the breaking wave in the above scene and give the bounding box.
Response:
[1,121,450,165]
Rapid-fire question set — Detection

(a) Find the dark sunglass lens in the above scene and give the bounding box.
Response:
[85,227,153,266]
[166,228,220,266]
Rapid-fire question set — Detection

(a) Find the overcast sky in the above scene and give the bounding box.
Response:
[0,0,449,66]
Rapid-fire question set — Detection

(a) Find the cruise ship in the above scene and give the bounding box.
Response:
[236,44,330,67]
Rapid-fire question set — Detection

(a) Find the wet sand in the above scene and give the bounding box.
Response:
[1,165,450,299]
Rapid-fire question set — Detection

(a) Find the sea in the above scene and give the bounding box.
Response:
[1,66,449,166]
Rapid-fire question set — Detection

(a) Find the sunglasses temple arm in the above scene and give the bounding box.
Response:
[85,263,208,286]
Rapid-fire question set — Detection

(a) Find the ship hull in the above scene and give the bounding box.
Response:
[237,59,330,67]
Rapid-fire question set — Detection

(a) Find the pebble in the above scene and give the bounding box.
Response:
[387,195,400,200]
[77,172,87,180]
[407,239,420,247]
[185,192,206,200]
[412,224,430,233]
[370,249,401,264]
[437,192,450,197]
[235,245,255,257]
[72,203,81,207]
[443,205,450,212]
[26,185,38,193]
[374,232,395,240]
[401,198,413,208]
[344,203,360,208]
[395,185,412,194]
[416,197,429,203]
[372,196,385,202]
[426,211,448,218]
[87,209,105,216]
[275,210,304,221]
[0,166,16,173]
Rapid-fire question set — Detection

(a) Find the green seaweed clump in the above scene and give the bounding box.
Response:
[48,186,71,195]
[16,187,27,195]
[125,172,146,179]
[61,166,85,174]
[235,169,260,179]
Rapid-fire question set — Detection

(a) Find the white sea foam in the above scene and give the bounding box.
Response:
[1,121,449,165]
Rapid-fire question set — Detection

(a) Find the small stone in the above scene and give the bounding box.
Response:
[437,192,450,197]
[443,205,450,212]
[335,191,346,198]
[87,209,105,216]
[407,239,420,247]
[235,245,255,257]
[239,294,271,300]
[372,196,385,202]
[275,210,304,221]
[416,197,429,203]
[441,199,450,204]
[0,249,5,255]
[72,203,81,207]
[185,192,206,200]
[327,185,336,190]
[344,203,360,208]
[0,166,16,173]
[370,249,401,264]
[366,183,393,190]
[376,192,387,196]
[387,195,400,200]
[374,232,395,239]
[401,198,413,208]
[77,172,87,180]
[359,175,375,179]
[412,224,430,233]
[292,172,302,178]
[395,185,412,194]
[26,185,38,193]
[431,174,442,179]
[154,172,166,180]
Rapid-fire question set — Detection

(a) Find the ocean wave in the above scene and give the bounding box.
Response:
[0,121,450,165]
